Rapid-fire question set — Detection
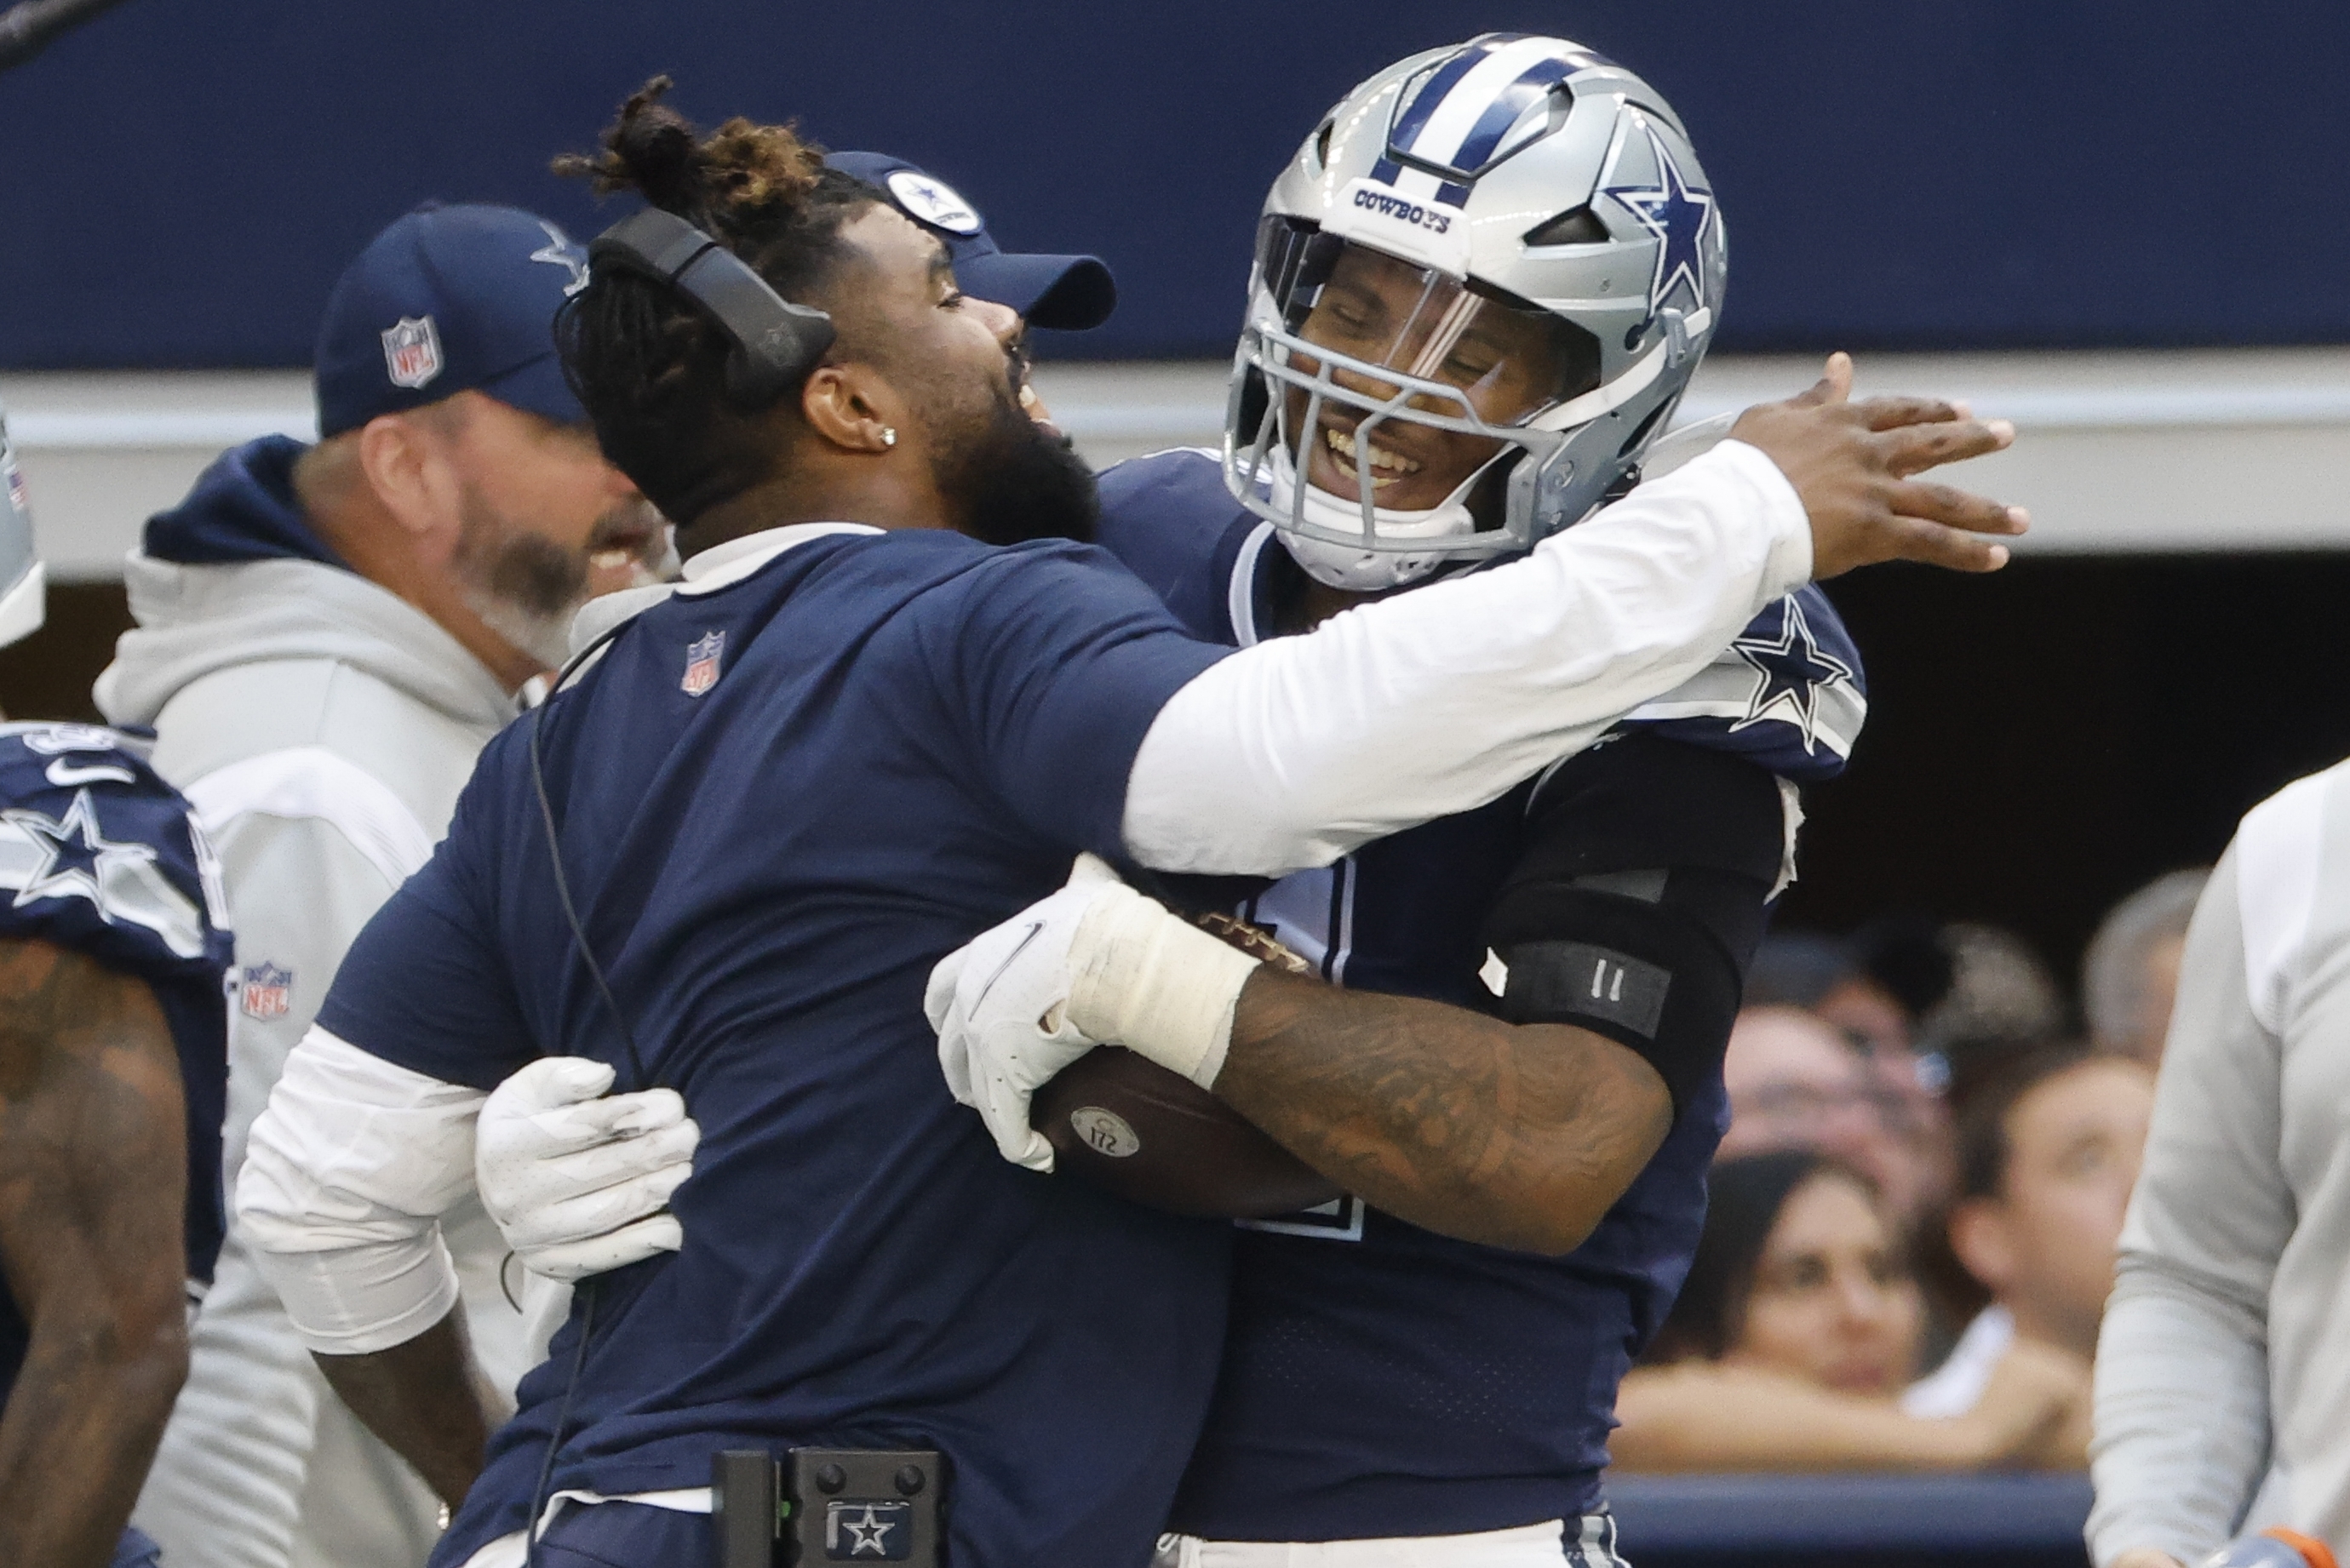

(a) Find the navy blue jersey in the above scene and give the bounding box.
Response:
[0,722,232,1408]
[313,528,1237,1568]
[1095,449,1866,1541]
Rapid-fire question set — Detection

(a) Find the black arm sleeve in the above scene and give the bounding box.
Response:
[1482,732,1785,1114]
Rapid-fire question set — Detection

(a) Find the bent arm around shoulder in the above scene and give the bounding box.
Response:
[236,1024,497,1504]
[1122,440,1811,875]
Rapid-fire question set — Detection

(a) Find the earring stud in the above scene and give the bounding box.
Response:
[881,427,897,448]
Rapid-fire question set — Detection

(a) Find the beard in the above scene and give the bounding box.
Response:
[451,482,599,670]
[920,369,1098,548]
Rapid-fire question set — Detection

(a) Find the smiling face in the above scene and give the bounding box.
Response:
[1281,241,1591,513]
[834,205,1098,546]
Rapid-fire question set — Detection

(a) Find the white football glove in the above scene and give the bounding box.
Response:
[475,1056,701,1283]
[926,854,1263,1172]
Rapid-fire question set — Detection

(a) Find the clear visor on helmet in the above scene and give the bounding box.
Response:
[1228,218,1600,556]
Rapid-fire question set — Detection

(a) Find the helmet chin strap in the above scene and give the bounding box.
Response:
[1262,438,1512,592]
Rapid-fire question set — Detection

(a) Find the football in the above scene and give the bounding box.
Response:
[1032,1045,1342,1219]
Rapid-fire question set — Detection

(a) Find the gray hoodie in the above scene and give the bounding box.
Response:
[97,437,536,1568]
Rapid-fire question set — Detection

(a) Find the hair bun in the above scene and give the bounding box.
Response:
[557,76,828,240]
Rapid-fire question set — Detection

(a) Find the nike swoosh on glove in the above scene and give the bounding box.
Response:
[476,1056,701,1282]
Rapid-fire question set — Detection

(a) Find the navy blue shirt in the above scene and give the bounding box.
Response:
[1095,449,1866,1541]
[315,528,1235,1568]
[0,723,232,1408]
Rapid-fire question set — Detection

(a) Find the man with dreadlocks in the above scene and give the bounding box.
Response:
[233,82,2022,1568]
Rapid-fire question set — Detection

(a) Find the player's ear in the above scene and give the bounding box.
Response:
[800,363,902,457]
[356,411,461,551]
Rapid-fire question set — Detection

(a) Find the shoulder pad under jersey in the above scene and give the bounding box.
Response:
[0,723,232,982]
[1612,587,1867,781]
[1094,447,1266,644]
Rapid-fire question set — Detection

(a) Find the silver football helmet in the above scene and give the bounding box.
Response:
[0,400,43,649]
[1224,33,1729,591]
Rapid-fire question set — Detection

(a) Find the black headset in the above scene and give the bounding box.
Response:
[587,207,836,407]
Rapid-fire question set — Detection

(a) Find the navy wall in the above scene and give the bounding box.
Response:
[4,1,2345,366]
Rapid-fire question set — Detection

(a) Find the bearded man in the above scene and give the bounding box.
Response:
[95,202,667,1568]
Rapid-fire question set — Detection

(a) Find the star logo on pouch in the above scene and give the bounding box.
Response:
[681,630,725,697]
[528,219,591,296]
[1604,117,1715,316]
[825,1499,912,1559]
[1728,594,1857,753]
[240,962,294,1021]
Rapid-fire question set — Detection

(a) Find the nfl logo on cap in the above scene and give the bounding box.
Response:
[240,962,294,1021]
[381,315,444,389]
[681,630,725,697]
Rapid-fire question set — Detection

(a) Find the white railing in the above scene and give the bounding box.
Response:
[11,347,2350,579]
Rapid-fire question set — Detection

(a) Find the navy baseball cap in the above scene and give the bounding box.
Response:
[827,152,1116,332]
[314,202,592,438]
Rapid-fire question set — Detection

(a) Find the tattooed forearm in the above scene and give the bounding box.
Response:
[1214,968,1672,1254]
[0,939,192,1568]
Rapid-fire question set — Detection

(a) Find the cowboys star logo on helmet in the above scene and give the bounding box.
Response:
[1604,117,1717,319]
[1224,32,1728,592]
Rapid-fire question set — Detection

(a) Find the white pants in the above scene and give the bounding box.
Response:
[1156,1516,1620,1567]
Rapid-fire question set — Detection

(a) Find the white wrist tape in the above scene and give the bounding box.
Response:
[1063,886,1262,1088]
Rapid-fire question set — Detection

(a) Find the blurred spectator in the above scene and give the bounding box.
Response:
[1920,922,2069,1067]
[2081,869,2210,1067]
[1613,1151,2088,1472]
[1722,1005,1933,1229]
[1750,925,1958,1226]
[1907,1047,2152,1417]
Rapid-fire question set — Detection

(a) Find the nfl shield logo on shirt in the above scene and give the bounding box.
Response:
[681,630,725,697]
[239,962,293,1021]
[381,315,443,389]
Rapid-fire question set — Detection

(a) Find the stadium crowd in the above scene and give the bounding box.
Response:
[0,21,2343,1568]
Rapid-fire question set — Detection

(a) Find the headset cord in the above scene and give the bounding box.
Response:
[526,625,652,1093]
[519,622,647,1561]
[522,1279,599,1567]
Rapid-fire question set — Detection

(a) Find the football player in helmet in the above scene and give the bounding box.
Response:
[0,403,237,1567]
[1225,34,1725,593]
[449,47,2027,1565]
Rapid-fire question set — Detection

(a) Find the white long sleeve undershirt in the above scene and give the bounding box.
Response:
[240,438,1809,1359]
[238,1028,486,1356]
[1121,438,1809,873]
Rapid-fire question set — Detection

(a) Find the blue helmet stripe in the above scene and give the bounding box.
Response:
[1386,34,1532,157]
[1444,58,1583,177]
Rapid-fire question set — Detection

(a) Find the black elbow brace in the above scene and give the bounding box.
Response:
[1484,867,1767,1116]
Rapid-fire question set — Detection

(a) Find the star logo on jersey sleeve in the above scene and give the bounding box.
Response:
[1728,595,1858,754]
[0,787,212,959]
[1604,117,1716,317]
[7,788,158,910]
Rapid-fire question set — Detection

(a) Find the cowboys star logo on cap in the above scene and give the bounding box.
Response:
[381,315,444,389]
[885,169,983,237]
[528,219,591,297]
